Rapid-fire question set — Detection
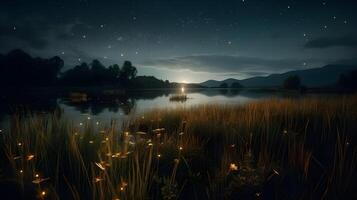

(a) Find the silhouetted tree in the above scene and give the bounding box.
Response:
[108,64,121,83]
[219,83,228,88]
[283,75,301,90]
[231,82,243,88]
[337,70,357,90]
[90,59,107,85]
[60,62,91,85]
[0,49,63,87]
[130,76,170,88]
[120,61,137,82]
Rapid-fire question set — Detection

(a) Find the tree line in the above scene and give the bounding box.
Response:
[0,49,168,88]
[283,72,357,91]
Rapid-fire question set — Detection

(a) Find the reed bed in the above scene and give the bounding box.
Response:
[169,94,188,102]
[0,96,356,199]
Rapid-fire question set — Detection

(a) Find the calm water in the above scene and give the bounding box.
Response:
[0,89,292,126]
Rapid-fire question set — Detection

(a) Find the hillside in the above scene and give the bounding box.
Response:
[200,65,357,88]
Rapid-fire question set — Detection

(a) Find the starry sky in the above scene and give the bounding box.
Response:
[1,0,357,83]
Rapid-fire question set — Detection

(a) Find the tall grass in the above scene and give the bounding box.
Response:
[0,96,356,199]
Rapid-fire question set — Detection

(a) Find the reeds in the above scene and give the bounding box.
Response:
[0,96,356,199]
[169,94,188,102]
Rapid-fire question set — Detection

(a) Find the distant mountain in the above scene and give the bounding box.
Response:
[200,65,357,88]
[200,78,240,87]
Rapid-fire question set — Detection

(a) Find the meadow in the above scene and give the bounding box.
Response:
[0,96,356,199]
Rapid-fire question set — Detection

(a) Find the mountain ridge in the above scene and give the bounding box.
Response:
[199,64,357,88]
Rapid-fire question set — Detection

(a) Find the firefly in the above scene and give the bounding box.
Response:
[229,163,238,171]
[27,154,35,161]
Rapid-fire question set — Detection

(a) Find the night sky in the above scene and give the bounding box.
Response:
[1,0,357,83]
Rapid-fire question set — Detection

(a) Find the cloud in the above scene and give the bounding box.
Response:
[142,54,314,76]
[0,23,49,50]
[0,14,80,51]
[304,35,357,49]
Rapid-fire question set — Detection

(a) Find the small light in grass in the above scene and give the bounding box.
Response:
[94,177,103,182]
[229,163,238,171]
[230,144,235,148]
[18,142,22,146]
[179,146,183,150]
[87,116,91,120]
[148,143,153,146]
[255,192,261,197]
[157,154,161,158]
[283,129,288,134]
[27,154,35,161]
[41,191,46,196]
[96,121,99,125]
[120,181,128,191]
[0,129,2,133]
[89,140,94,144]
[19,169,23,173]
[79,122,83,126]
[35,174,39,178]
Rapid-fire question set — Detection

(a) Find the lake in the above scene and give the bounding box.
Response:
[0,88,300,126]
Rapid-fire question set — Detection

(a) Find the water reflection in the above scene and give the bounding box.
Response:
[0,89,284,123]
[60,96,136,115]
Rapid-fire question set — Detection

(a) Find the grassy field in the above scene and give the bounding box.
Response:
[0,96,356,199]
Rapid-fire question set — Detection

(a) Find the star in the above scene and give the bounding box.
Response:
[78,58,81,62]
[82,35,87,39]
[135,51,139,55]
[13,26,16,31]
[227,41,232,45]
[287,5,290,9]
[303,33,307,37]
[120,53,124,57]
[100,24,104,28]
[344,20,348,24]
[61,52,65,55]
